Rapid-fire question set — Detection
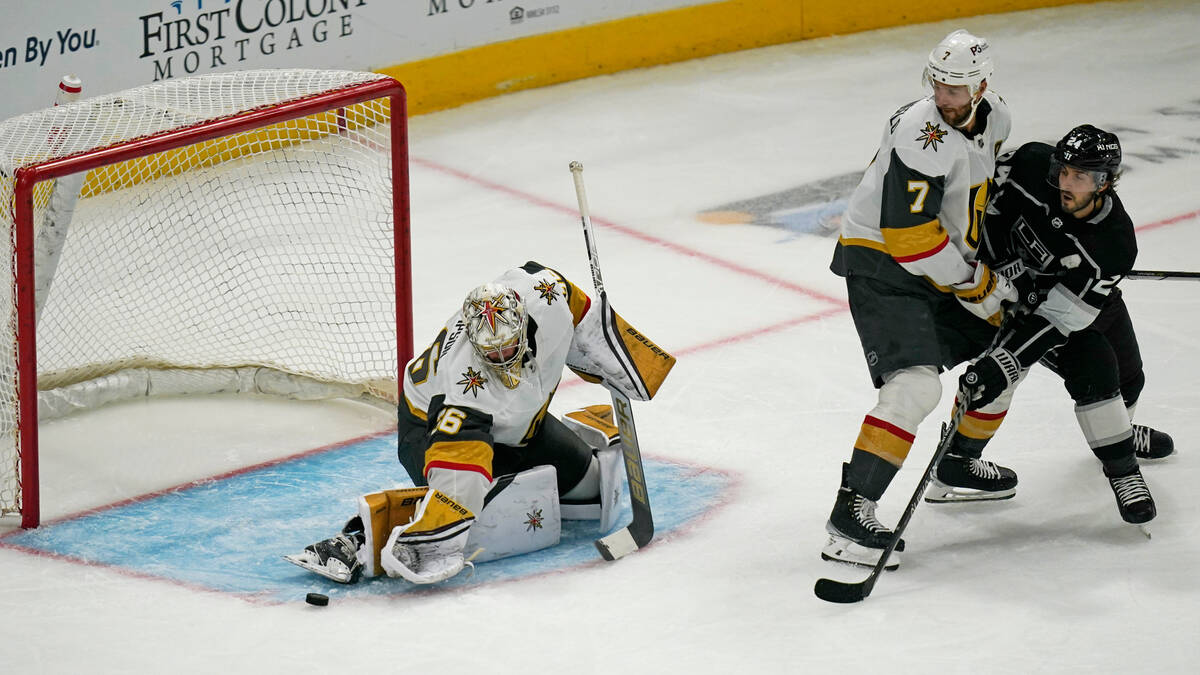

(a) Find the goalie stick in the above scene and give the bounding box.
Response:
[1125,269,1200,281]
[569,161,654,561]
[814,390,970,604]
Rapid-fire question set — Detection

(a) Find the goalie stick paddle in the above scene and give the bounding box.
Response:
[1125,269,1200,281]
[813,392,970,604]
[569,161,655,561]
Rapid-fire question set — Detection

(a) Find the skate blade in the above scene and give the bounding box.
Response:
[924,480,1016,503]
[283,553,356,584]
[820,536,900,571]
[1136,524,1152,540]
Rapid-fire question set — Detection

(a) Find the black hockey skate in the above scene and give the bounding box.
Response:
[822,469,904,570]
[924,453,1017,503]
[1133,425,1174,460]
[283,532,365,584]
[1107,467,1156,525]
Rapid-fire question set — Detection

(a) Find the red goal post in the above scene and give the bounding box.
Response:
[0,70,411,528]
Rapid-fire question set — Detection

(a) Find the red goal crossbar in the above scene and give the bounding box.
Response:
[8,75,411,528]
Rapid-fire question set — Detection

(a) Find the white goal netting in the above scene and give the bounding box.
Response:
[0,69,405,524]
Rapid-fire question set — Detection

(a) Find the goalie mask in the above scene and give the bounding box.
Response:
[462,283,528,389]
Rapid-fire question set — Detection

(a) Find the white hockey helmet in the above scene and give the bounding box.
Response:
[923,29,993,96]
[462,282,528,386]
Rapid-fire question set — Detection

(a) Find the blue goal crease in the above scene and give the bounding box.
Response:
[3,434,732,603]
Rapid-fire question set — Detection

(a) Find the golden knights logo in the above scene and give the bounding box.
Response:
[532,279,561,305]
[916,121,947,151]
[458,366,487,397]
[524,508,544,531]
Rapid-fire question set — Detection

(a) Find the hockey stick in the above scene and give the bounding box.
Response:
[814,390,970,603]
[1125,269,1200,281]
[569,160,654,561]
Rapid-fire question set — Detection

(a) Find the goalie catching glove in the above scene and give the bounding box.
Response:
[381,489,477,584]
[951,262,1017,326]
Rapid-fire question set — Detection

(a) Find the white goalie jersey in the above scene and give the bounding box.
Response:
[401,262,674,487]
[403,263,585,446]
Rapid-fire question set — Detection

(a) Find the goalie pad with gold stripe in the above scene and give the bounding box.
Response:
[563,404,620,449]
[355,487,428,577]
[567,299,675,401]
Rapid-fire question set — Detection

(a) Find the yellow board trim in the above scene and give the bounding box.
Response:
[63,1,1101,198]
[377,0,1104,117]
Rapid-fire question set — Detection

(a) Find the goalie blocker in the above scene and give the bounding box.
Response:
[285,405,626,584]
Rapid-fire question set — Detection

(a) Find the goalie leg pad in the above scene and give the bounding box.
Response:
[560,404,626,530]
[597,446,624,533]
[559,447,625,532]
[357,486,428,578]
[381,489,476,584]
[560,453,601,520]
[562,404,620,450]
[467,464,562,564]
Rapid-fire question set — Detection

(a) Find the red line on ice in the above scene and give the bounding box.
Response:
[412,157,847,308]
[1136,208,1200,233]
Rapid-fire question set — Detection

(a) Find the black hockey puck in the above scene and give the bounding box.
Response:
[305,592,329,606]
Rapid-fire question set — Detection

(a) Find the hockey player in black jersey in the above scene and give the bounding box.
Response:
[962,124,1172,525]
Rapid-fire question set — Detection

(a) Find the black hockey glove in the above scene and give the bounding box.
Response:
[993,262,1038,309]
[961,348,1022,410]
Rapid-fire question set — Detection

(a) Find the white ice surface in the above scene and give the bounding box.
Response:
[3,1,1200,672]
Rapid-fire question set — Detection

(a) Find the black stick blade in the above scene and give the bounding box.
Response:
[814,577,868,604]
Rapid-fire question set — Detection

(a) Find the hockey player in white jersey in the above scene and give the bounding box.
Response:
[823,29,1019,569]
[286,261,674,585]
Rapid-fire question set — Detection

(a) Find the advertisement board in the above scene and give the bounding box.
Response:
[0,0,716,120]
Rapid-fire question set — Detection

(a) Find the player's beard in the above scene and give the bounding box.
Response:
[941,100,978,129]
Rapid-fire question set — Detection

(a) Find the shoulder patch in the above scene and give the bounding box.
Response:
[532,278,562,305]
[915,121,948,151]
[457,366,488,397]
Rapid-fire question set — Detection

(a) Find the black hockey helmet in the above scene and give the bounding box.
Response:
[1049,124,1121,190]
